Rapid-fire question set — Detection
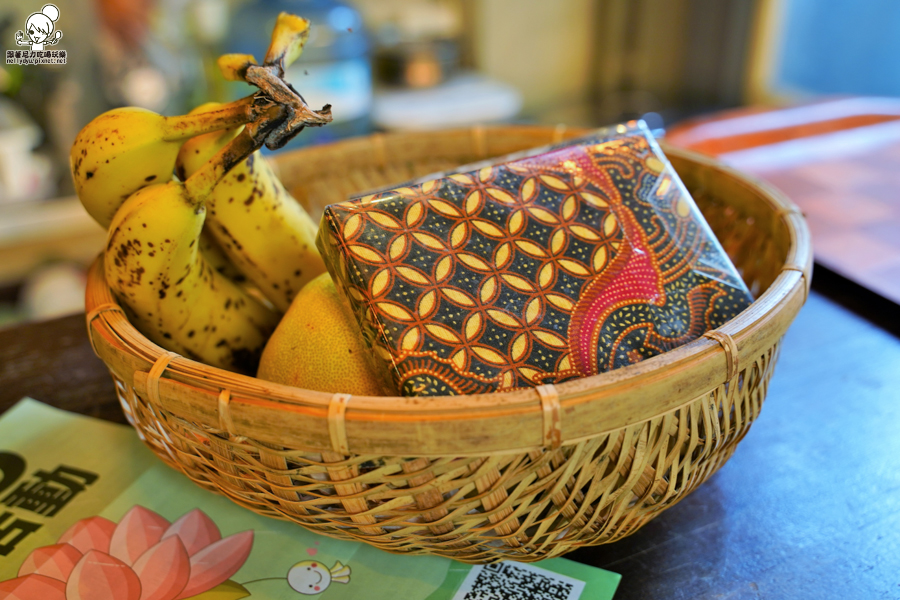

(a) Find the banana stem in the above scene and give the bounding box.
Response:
[183,104,286,204]
[245,65,332,149]
[161,95,258,141]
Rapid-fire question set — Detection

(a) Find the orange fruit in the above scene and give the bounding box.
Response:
[257,273,387,395]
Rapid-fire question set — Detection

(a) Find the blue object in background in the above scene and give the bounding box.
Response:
[227,0,373,148]
[775,0,900,97]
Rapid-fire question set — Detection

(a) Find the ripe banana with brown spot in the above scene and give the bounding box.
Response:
[70,99,260,228]
[199,229,247,283]
[176,104,326,313]
[199,227,278,311]
[105,127,281,374]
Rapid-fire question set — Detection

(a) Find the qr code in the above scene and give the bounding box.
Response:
[453,561,586,600]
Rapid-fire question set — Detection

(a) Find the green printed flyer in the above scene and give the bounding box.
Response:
[0,399,620,599]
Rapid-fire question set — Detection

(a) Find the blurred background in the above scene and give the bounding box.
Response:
[1,0,898,327]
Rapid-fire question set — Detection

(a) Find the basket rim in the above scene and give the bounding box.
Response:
[85,126,811,457]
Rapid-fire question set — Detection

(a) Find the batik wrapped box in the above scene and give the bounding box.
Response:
[316,121,754,397]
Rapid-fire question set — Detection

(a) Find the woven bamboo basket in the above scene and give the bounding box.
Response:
[85,126,811,563]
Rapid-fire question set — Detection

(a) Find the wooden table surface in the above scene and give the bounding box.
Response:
[666,97,900,306]
[1,270,899,599]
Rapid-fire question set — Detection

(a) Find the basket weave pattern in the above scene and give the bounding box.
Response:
[85,127,811,562]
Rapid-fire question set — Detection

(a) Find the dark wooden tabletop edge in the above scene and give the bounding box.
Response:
[808,262,900,338]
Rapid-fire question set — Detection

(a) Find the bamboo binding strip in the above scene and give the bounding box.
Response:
[328,393,352,454]
[702,330,740,381]
[536,384,562,450]
[84,126,812,562]
[146,351,177,408]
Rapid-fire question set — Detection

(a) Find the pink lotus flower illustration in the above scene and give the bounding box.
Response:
[0,506,253,600]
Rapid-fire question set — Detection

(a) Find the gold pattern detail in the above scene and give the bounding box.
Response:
[426,323,462,344]
[465,190,482,215]
[525,298,542,324]
[486,188,516,204]
[413,232,446,251]
[473,346,506,364]
[511,334,528,361]
[562,195,577,220]
[501,274,536,292]
[515,240,548,257]
[369,212,401,229]
[508,211,525,234]
[450,223,468,248]
[540,175,569,191]
[521,178,537,201]
[550,230,566,254]
[527,207,559,224]
[570,225,600,241]
[348,245,384,263]
[343,214,362,238]
[417,291,437,318]
[401,328,420,351]
[486,309,521,328]
[472,219,506,238]
[533,330,567,348]
[458,253,492,271]
[377,302,414,321]
[434,256,452,282]
[406,203,424,226]
[396,265,431,285]
[371,269,390,297]
[494,243,512,267]
[464,313,482,340]
[389,235,407,260]
[480,277,497,302]
[430,199,464,218]
[442,288,476,307]
[556,258,591,277]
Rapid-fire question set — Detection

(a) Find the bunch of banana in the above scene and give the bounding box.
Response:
[74,12,333,373]
[71,13,325,230]
[176,104,325,312]
[105,121,284,373]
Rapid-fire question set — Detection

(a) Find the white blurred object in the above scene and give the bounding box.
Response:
[190,0,230,44]
[121,67,170,112]
[361,1,462,41]
[372,73,522,131]
[19,262,87,321]
[395,3,460,39]
[0,98,55,203]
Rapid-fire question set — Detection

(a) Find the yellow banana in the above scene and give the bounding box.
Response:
[218,53,258,82]
[176,105,326,313]
[265,13,311,68]
[71,97,261,228]
[217,13,310,81]
[105,127,280,374]
[199,227,278,311]
[198,229,247,284]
